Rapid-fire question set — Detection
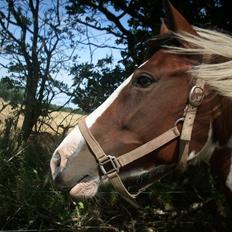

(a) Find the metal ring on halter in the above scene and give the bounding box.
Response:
[175,117,185,127]
[189,86,204,107]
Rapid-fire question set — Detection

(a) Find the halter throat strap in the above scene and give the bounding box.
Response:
[78,78,205,208]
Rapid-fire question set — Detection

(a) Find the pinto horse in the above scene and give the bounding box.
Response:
[50,1,232,207]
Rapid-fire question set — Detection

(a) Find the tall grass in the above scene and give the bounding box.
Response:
[0,125,232,231]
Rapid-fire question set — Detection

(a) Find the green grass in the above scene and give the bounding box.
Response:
[0,132,232,231]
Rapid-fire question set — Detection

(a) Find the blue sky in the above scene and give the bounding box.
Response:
[0,0,128,108]
[53,27,125,107]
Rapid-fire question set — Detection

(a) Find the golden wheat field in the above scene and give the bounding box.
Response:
[0,98,83,135]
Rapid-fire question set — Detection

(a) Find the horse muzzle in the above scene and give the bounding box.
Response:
[50,126,100,197]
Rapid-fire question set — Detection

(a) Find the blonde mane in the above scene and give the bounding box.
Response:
[168,27,232,98]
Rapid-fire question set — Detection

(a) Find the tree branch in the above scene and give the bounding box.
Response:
[97,1,131,38]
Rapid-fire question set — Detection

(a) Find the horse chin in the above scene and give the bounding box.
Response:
[69,177,100,198]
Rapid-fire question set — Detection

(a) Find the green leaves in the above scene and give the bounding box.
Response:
[0,77,24,106]
[70,56,125,113]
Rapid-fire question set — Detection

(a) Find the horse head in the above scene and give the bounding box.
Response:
[50,1,232,204]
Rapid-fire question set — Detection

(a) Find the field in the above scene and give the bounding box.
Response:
[0,98,83,135]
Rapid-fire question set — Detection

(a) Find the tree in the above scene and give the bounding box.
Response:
[0,0,77,141]
[66,0,232,66]
[70,56,125,113]
[66,0,163,66]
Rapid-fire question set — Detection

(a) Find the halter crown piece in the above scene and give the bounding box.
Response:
[78,78,205,208]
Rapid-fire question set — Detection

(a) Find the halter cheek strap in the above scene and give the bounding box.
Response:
[78,78,205,208]
[178,78,205,167]
[78,119,180,208]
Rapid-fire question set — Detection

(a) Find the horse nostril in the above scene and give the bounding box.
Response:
[52,171,67,190]
[53,170,75,191]
[50,151,61,178]
[53,171,63,186]
[54,151,61,167]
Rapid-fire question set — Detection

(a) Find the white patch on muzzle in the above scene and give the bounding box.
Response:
[51,74,133,170]
[225,136,232,191]
[50,126,86,177]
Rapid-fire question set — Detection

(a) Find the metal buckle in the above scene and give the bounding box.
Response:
[189,85,204,107]
[175,117,185,126]
[99,155,120,176]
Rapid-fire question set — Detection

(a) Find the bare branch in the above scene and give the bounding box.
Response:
[73,17,125,39]
[78,40,124,50]
[97,1,131,38]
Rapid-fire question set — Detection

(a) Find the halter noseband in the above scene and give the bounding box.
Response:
[78,79,205,208]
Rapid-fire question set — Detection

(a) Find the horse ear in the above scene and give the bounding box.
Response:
[162,0,198,36]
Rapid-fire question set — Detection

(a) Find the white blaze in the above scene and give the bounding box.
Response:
[86,74,132,128]
[51,73,133,171]
[226,136,232,191]
[86,61,148,128]
[51,61,149,183]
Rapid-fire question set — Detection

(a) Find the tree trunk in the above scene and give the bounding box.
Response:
[20,100,39,141]
[20,65,40,141]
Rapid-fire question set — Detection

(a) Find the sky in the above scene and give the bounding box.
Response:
[53,27,125,107]
[0,0,128,109]
[52,1,129,108]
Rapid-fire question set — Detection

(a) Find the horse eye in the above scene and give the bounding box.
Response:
[132,75,154,88]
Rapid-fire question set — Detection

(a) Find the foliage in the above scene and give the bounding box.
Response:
[67,0,232,66]
[70,56,125,113]
[0,132,74,230]
[0,77,24,106]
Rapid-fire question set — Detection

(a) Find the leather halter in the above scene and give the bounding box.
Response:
[78,79,205,208]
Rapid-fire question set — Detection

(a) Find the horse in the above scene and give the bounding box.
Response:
[50,1,232,207]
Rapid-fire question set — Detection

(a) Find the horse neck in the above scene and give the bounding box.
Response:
[212,95,232,147]
[208,95,232,193]
[189,92,232,166]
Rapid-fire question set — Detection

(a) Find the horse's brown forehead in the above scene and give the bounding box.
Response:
[137,50,193,79]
